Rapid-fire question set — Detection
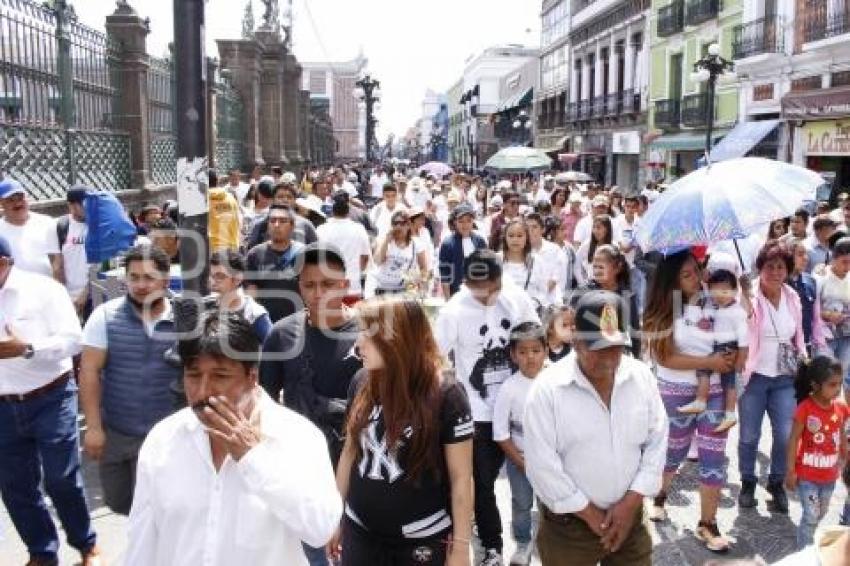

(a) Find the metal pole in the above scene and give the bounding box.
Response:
[704,72,716,160]
[55,0,76,186]
[174,0,209,296]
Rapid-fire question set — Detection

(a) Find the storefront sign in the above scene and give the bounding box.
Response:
[782,86,850,120]
[613,131,640,154]
[804,120,850,156]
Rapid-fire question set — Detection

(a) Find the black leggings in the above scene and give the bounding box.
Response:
[341,518,449,566]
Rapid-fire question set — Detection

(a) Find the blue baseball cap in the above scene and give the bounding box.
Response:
[0,234,12,258]
[0,178,25,199]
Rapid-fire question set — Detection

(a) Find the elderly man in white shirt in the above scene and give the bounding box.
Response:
[0,235,102,566]
[524,290,667,566]
[126,310,343,566]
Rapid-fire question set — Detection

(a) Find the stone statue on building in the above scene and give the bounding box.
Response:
[242,0,255,39]
[259,0,279,31]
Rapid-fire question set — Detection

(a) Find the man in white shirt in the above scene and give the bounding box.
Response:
[224,168,251,204]
[572,194,610,248]
[0,234,101,566]
[58,186,92,315]
[524,290,667,565]
[333,169,358,198]
[0,178,62,280]
[405,177,431,209]
[316,193,371,300]
[369,167,388,199]
[435,250,539,564]
[126,309,342,566]
[370,183,408,237]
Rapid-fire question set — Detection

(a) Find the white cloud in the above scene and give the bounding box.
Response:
[76,0,540,141]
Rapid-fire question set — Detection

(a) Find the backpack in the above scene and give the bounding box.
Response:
[82,190,138,263]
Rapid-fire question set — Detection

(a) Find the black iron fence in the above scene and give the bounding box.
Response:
[733,16,783,59]
[686,0,720,26]
[681,92,709,127]
[803,6,850,43]
[658,0,684,36]
[655,99,680,129]
[0,0,129,199]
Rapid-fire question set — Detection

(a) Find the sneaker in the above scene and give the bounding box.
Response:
[714,412,737,433]
[649,492,667,522]
[767,481,789,514]
[509,542,533,565]
[678,399,707,414]
[695,520,730,553]
[738,479,757,508]
[480,549,504,566]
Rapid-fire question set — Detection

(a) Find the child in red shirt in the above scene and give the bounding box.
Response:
[786,356,848,549]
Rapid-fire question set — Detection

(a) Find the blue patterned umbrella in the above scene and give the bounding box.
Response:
[635,158,823,253]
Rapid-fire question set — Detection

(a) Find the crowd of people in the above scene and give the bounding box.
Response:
[0,162,850,566]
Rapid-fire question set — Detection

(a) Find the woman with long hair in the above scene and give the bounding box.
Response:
[573,214,613,287]
[644,249,735,552]
[549,188,567,219]
[329,298,474,566]
[767,218,790,241]
[544,216,577,295]
[499,218,556,308]
[369,210,429,296]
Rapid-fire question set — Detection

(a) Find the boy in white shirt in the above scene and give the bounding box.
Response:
[493,321,548,566]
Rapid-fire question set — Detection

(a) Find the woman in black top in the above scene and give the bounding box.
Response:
[329,298,474,566]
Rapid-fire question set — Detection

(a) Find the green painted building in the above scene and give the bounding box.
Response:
[647,0,742,179]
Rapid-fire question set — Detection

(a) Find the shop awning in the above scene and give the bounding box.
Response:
[496,87,533,113]
[781,85,850,120]
[649,131,729,151]
[708,119,780,162]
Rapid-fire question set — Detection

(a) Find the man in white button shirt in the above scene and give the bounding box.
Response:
[126,309,342,566]
[0,235,102,566]
[523,290,667,566]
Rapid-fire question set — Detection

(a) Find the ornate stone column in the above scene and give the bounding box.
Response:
[282,53,303,164]
[216,38,265,166]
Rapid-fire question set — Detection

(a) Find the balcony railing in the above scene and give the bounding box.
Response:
[804,7,850,43]
[567,102,579,121]
[654,99,680,129]
[685,0,719,26]
[681,92,710,127]
[622,88,642,113]
[658,0,684,36]
[578,100,591,120]
[592,95,606,117]
[606,92,621,116]
[732,16,782,59]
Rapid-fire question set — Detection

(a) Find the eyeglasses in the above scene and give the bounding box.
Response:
[268,217,292,225]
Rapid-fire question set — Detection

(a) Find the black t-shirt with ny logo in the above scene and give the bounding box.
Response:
[345,376,473,539]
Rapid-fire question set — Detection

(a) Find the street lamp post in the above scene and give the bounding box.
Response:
[353,74,381,162]
[512,109,532,145]
[691,43,735,160]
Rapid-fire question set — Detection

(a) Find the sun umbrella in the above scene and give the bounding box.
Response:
[634,157,823,254]
[483,147,552,173]
[416,161,453,178]
[555,170,593,183]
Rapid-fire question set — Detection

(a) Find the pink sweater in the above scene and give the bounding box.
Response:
[743,283,807,385]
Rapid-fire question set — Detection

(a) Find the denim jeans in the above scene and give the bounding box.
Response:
[505,459,534,544]
[738,373,796,484]
[828,336,850,387]
[797,480,835,549]
[0,379,96,561]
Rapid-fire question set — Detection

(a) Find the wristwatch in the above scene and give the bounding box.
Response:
[21,344,34,359]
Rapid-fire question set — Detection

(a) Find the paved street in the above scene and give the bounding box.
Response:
[1,419,846,565]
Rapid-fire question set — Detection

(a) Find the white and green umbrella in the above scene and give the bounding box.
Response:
[483,146,552,173]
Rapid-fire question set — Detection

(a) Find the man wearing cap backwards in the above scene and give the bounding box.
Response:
[59,186,92,314]
[438,203,487,298]
[0,178,63,281]
[0,234,103,565]
[523,290,667,566]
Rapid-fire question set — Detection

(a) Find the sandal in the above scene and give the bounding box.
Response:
[649,492,667,522]
[695,520,730,553]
